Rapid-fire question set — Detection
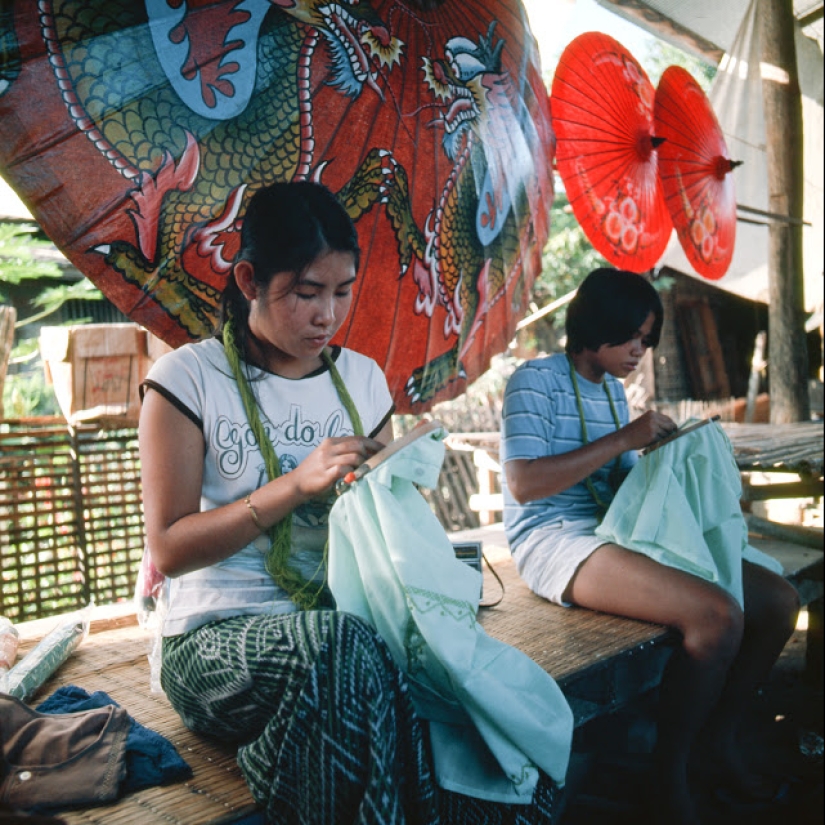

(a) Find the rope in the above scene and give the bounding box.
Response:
[567,354,622,517]
[223,308,362,609]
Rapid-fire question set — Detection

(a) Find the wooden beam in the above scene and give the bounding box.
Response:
[594,0,724,63]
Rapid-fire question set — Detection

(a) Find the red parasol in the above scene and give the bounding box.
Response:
[0,0,553,413]
[654,65,738,280]
[550,32,671,273]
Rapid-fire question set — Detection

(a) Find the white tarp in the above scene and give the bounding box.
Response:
[655,0,823,311]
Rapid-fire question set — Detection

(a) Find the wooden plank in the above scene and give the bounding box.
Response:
[742,477,824,501]
[675,299,731,400]
[745,514,824,549]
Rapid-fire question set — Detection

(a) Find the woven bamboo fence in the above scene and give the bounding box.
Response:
[1,417,483,623]
[1,418,144,622]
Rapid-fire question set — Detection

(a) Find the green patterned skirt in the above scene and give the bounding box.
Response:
[161,610,558,824]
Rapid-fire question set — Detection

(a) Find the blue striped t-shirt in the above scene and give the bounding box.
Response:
[500,353,638,549]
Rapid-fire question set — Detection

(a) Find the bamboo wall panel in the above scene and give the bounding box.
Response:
[1,419,481,622]
[1,419,143,622]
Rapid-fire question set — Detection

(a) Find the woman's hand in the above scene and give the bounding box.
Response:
[620,410,678,451]
[141,386,391,577]
[507,410,676,504]
[288,435,386,500]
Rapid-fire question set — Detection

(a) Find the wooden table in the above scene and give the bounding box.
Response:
[445,422,824,524]
[721,421,824,504]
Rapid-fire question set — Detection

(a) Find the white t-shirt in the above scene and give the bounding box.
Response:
[142,338,394,635]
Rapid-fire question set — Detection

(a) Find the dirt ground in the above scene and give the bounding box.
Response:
[558,619,824,824]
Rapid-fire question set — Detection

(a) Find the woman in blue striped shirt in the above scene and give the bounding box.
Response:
[500,268,799,825]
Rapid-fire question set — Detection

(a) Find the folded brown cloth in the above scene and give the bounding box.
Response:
[0,694,130,812]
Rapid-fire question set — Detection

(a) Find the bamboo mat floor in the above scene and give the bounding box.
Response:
[10,611,823,825]
[14,617,261,825]
[9,523,822,825]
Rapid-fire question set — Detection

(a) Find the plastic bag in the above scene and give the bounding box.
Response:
[0,606,91,701]
[135,547,166,623]
[134,548,168,694]
[0,616,20,674]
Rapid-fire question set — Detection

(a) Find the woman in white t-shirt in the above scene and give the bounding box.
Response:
[138,181,435,823]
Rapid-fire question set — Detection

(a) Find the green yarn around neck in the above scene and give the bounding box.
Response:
[223,309,363,609]
[566,353,622,518]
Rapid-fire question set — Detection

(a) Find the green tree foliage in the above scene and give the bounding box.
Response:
[0,222,61,290]
[1,221,103,417]
[0,222,102,324]
[642,38,717,91]
[538,184,608,304]
[515,185,608,354]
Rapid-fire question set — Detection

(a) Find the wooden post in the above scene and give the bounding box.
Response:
[472,448,502,527]
[759,0,810,423]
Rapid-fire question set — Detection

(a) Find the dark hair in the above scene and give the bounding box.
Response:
[565,268,663,353]
[217,181,359,347]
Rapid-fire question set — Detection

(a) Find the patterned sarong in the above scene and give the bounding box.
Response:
[161,610,559,824]
[161,609,437,824]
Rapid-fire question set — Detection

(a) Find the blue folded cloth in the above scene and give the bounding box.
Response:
[36,685,191,792]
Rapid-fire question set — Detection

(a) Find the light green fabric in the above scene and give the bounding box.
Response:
[328,428,573,804]
[595,420,782,607]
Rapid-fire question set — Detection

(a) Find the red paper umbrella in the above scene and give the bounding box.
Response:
[0,0,553,412]
[654,65,738,280]
[550,32,671,272]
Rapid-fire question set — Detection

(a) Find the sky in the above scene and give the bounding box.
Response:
[521,0,657,74]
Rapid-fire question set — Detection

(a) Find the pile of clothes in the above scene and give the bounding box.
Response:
[1,686,191,816]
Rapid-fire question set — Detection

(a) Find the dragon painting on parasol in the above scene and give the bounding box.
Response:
[0,0,553,412]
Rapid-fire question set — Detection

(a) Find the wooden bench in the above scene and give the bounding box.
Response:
[467,523,823,722]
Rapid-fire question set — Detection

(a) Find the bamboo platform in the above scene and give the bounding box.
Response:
[447,422,824,477]
[467,525,824,727]
[721,421,823,476]
[723,421,824,505]
[11,520,822,824]
[14,608,262,825]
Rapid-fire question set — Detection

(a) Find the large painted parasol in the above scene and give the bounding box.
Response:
[550,31,671,273]
[654,65,739,280]
[0,0,553,412]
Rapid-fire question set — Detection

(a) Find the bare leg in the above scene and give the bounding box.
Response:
[697,561,799,796]
[566,544,746,825]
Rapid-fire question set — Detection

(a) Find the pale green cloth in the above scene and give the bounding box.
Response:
[595,420,782,607]
[328,428,573,804]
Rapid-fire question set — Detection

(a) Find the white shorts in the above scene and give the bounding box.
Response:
[511,518,609,607]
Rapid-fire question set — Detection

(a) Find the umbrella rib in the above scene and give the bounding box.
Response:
[555,44,643,127]
[555,77,642,134]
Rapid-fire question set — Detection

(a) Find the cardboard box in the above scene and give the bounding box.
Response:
[39,323,168,425]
